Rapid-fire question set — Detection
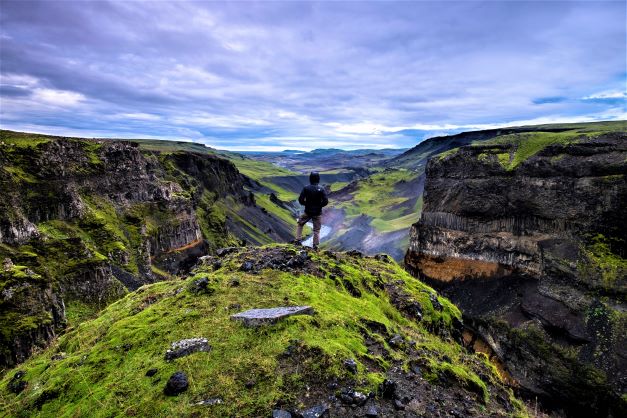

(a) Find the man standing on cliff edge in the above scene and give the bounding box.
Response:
[294,172,328,250]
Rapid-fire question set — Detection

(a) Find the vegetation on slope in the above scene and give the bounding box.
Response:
[0,246,526,417]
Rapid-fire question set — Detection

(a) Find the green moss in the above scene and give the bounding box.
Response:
[65,300,100,328]
[0,246,516,417]
[477,130,589,170]
[2,166,37,183]
[330,181,349,192]
[580,234,627,286]
[496,152,511,168]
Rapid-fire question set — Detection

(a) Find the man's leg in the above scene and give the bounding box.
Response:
[295,213,310,242]
[312,216,321,247]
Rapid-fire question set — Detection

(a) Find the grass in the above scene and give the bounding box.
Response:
[332,169,421,233]
[226,154,300,201]
[0,246,523,417]
[476,131,584,170]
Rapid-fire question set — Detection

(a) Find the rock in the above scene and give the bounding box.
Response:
[272,410,292,418]
[8,371,26,394]
[299,404,329,418]
[145,368,158,377]
[404,131,627,417]
[188,277,214,295]
[373,254,390,263]
[394,399,406,410]
[51,352,67,361]
[245,380,255,389]
[343,358,358,374]
[229,278,240,287]
[231,306,314,327]
[240,261,254,272]
[411,364,422,376]
[379,379,397,399]
[338,388,368,406]
[216,247,238,257]
[388,334,404,349]
[3,258,13,271]
[165,338,211,361]
[196,398,222,406]
[430,294,443,311]
[163,371,188,396]
[346,250,363,258]
[365,404,379,417]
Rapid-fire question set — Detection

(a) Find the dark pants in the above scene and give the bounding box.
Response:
[296,213,322,245]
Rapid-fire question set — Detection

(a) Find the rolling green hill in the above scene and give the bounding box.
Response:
[0,245,526,417]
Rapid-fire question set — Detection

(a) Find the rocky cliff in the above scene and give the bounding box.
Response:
[0,131,295,367]
[405,127,627,417]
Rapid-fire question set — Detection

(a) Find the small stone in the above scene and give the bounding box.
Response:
[188,277,214,295]
[51,352,67,361]
[145,368,158,377]
[394,399,406,410]
[352,392,368,406]
[430,294,443,311]
[216,247,238,257]
[272,410,292,418]
[245,380,255,389]
[411,364,422,376]
[365,404,379,417]
[231,306,314,327]
[196,398,222,406]
[300,404,329,418]
[343,358,358,374]
[240,261,254,272]
[338,388,368,407]
[8,371,26,394]
[388,334,404,349]
[3,258,13,271]
[163,371,188,396]
[229,278,240,287]
[165,338,211,361]
[212,260,222,270]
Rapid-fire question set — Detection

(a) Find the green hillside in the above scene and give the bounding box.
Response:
[0,245,526,417]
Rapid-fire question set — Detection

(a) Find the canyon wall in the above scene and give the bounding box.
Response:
[0,132,293,367]
[405,131,627,417]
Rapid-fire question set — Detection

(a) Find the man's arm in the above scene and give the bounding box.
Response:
[320,188,328,207]
[298,188,306,205]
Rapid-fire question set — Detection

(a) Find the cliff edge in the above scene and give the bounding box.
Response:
[405,125,627,417]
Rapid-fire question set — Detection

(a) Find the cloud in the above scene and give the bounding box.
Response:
[0,0,625,150]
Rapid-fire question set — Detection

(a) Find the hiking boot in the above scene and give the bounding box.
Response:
[312,244,319,251]
[291,239,302,246]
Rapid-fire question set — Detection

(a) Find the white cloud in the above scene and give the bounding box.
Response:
[32,88,85,106]
[582,90,627,100]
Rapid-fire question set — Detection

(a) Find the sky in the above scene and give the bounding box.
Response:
[0,1,625,151]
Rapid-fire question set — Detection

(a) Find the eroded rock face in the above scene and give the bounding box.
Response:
[0,136,262,367]
[405,132,627,417]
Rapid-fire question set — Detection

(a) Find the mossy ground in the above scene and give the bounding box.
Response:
[0,246,526,417]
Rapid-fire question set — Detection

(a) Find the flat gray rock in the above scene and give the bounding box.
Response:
[165,338,211,361]
[231,306,314,327]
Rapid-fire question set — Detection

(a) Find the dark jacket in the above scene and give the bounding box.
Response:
[298,184,328,216]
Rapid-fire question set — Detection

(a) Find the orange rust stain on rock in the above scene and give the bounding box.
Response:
[462,330,517,387]
[409,254,513,282]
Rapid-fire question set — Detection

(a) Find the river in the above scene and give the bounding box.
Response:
[302,225,332,247]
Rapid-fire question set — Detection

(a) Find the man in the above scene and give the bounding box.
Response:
[294,171,328,250]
